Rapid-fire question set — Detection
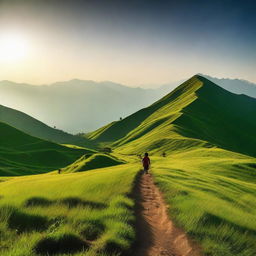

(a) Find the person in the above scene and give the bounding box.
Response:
[58,169,61,174]
[142,152,150,174]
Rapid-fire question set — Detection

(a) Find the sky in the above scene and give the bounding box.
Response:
[0,0,255,86]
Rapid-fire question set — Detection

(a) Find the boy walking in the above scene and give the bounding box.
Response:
[142,152,150,174]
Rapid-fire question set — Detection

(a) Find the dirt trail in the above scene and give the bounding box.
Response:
[134,172,202,256]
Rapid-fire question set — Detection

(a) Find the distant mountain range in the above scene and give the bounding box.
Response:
[0,75,255,134]
[0,80,163,133]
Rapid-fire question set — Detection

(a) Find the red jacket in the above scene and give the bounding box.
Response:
[142,156,150,167]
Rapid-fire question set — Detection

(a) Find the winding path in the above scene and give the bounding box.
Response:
[134,172,202,256]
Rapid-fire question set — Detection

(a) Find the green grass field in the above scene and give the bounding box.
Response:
[0,159,139,256]
[1,75,256,255]
[1,148,255,255]
[62,153,126,173]
[151,148,256,256]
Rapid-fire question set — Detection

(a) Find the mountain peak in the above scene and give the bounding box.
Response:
[86,75,256,158]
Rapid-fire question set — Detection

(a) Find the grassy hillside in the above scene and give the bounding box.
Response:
[173,76,256,157]
[62,153,125,173]
[151,148,256,256]
[0,161,139,256]
[0,122,93,176]
[85,75,256,255]
[0,104,92,147]
[87,76,202,143]
[1,75,256,256]
[87,75,256,158]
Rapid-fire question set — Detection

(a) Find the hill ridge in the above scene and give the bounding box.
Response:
[0,104,91,147]
[86,75,256,158]
[87,75,203,143]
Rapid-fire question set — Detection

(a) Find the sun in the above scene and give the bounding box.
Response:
[0,33,29,62]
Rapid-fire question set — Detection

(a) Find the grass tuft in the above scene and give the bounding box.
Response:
[80,219,105,241]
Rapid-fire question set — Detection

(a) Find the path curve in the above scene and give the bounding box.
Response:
[134,172,202,256]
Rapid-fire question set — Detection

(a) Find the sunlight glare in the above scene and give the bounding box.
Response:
[0,33,29,62]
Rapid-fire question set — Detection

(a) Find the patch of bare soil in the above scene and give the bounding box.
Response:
[134,172,202,256]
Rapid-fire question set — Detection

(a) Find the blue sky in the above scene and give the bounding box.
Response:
[0,0,255,85]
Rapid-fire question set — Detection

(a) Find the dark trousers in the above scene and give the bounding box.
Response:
[143,165,149,174]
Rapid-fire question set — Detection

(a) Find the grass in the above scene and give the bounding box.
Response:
[0,159,139,256]
[0,121,93,176]
[1,74,256,255]
[62,153,126,173]
[84,75,256,255]
[151,147,256,256]
[0,103,92,147]
[86,75,256,158]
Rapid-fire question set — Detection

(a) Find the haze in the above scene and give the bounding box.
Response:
[0,0,255,86]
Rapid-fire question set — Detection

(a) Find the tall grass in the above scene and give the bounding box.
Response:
[0,162,139,256]
[152,148,256,256]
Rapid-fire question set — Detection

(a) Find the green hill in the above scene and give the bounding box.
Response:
[1,75,256,256]
[86,75,256,255]
[87,75,256,157]
[62,153,125,173]
[0,104,92,147]
[0,122,93,176]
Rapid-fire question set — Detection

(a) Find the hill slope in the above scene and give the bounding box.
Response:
[0,104,92,147]
[0,122,92,176]
[0,161,138,256]
[87,75,256,157]
[86,75,256,255]
[62,153,125,173]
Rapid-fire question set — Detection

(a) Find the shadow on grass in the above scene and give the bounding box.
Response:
[201,213,256,236]
[189,213,256,255]
[24,196,107,209]
[100,238,125,255]
[34,233,89,255]
[24,197,53,207]
[58,197,106,209]
[1,206,49,233]
[80,219,105,241]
